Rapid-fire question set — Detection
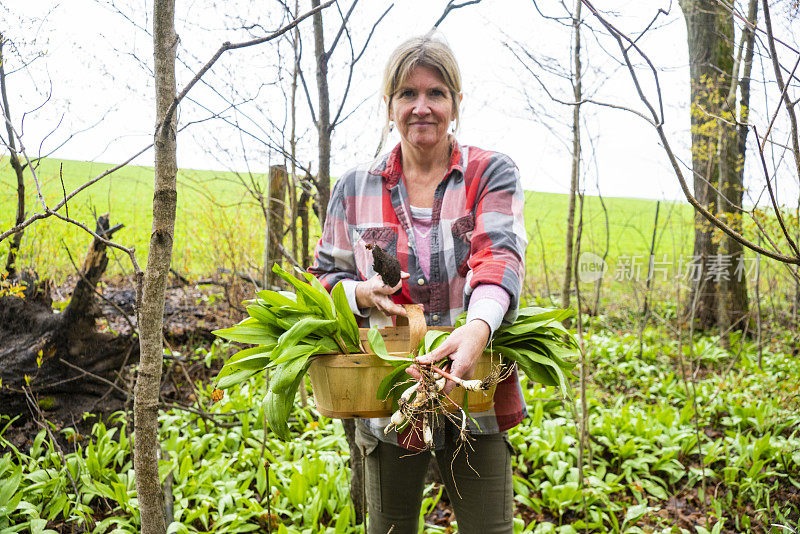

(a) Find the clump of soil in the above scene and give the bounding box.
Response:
[367,244,401,287]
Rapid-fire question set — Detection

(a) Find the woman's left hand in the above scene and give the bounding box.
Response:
[414,320,490,395]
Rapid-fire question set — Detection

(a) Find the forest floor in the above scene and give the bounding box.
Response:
[1,271,800,533]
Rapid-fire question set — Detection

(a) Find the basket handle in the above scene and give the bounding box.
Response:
[396,304,426,356]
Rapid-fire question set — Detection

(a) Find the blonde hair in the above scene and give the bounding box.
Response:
[376,36,462,155]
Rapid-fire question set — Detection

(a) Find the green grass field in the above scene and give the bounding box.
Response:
[3,155,773,308]
[1,156,273,280]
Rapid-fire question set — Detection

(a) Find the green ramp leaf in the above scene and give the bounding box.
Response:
[332,282,360,349]
[367,328,412,363]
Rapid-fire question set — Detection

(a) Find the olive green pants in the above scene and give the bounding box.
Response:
[357,422,513,534]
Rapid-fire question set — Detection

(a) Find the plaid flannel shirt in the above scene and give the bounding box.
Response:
[309,140,528,450]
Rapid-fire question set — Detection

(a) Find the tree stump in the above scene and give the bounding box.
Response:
[0,216,138,420]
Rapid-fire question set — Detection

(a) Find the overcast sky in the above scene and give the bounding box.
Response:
[4,0,799,204]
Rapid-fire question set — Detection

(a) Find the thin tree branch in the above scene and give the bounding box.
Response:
[297,61,318,128]
[326,0,359,58]
[506,44,656,124]
[161,0,335,131]
[331,3,393,129]
[354,4,393,64]
[760,54,800,152]
[58,358,130,396]
[754,126,800,257]
[760,0,800,184]
[627,8,670,51]
[433,0,483,28]
[47,209,140,269]
[529,0,572,24]
[63,242,139,335]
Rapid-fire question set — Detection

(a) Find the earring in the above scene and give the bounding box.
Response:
[389,121,395,133]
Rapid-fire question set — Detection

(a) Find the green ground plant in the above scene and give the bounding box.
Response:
[1,324,798,533]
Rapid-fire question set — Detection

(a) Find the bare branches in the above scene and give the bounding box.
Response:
[760,52,800,153]
[529,0,572,24]
[0,36,18,154]
[0,101,144,283]
[161,0,335,132]
[298,60,319,128]
[300,1,393,133]
[761,0,800,185]
[433,0,484,29]
[1,27,148,283]
[353,4,393,64]
[715,0,800,58]
[580,0,800,266]
[507,42,658,125]
[628,7,671,50]
[754,125,800,258]
[48,209,140,271]
[327,0,360,59]
[58,358,129,397]
[1,34,27,276]
[330,3,394,130]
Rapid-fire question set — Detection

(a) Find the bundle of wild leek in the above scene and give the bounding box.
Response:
[372,308,578,444]
[212,265,361,439]
[213,265,578,441]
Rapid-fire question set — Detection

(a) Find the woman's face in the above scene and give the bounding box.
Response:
[389,65,458,152]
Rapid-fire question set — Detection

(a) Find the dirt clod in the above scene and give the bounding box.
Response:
[368,244,401,287]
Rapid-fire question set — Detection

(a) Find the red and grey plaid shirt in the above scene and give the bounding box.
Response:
[310,139,528,450]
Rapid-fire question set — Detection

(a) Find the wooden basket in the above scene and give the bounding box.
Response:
[308,305,497,419]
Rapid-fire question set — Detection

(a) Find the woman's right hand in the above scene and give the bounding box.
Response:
[355,272,409,316]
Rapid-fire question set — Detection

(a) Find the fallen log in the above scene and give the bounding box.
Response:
[0,215,138,420]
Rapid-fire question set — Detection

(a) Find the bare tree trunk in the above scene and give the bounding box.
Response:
[135,1,178,532]
[310,6,360,513]
[290,0,301,262]
[680,0,744,330]
[299,185,311,268]
[267,165,287,287]
[761,0,800,324]
[562,0,582,310]
[1,35,27,278]
[592,176,610,315]
[714,0,754,347]
[727,0,757,332]
[312,0,331,228]
[638,201,660,357]
[572,186,591,499]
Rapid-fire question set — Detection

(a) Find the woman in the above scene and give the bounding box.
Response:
[309,35,527,534]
